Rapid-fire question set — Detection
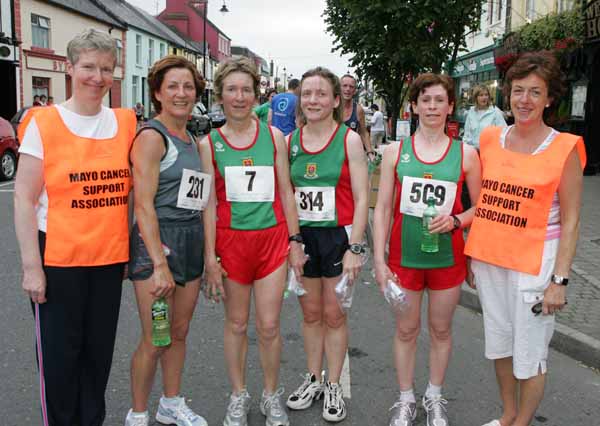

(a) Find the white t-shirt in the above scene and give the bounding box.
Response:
[18,104,118,232]
[371,110,385,132]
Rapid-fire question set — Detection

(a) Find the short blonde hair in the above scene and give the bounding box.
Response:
[67,29,117,67]
[471,84,491,105]
[214,57,260,102]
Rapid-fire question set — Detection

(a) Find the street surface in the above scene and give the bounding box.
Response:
[1,180,599,425]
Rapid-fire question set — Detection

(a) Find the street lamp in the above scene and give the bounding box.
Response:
[220,1,229,13]
[283,67,287,90]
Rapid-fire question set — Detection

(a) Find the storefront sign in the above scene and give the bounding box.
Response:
[585,0,600,42]
[451,48,496,78]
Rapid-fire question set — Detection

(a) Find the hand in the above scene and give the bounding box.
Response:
[22,266,47,304]
[428,215,454,234]
[466,258,475,289]
[542,283,567,315]
[374,261,397,294]
[204,257,227,303]
[150,263,176,298]
[342,249,362,284]
[288,242,306,281]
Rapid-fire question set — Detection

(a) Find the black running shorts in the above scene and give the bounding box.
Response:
[301,226,350,278]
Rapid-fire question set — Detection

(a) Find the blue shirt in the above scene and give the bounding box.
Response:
[271,93,297,136]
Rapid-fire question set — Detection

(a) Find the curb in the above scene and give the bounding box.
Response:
[366,215,600,370]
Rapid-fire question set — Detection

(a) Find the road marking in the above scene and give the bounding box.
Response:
[0,189,14,193]
[0,181,15,187]
[340,351,351,399]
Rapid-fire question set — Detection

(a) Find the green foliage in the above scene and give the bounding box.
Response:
[511,9,584,52]
[324,0,484,137]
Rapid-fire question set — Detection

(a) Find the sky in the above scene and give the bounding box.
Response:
[126,0,354,81]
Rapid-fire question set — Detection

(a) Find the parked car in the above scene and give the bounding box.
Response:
[208,105,226,128]
[10,106,35,140]
[0,116,19,180]
[187,102,211,136]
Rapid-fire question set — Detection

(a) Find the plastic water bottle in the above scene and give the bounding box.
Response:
[421,197,439,253]
[151,297,171,347]
[383,280,408,313]
[334,274,355,313]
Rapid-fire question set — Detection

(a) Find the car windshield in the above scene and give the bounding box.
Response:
[193,102,207,115]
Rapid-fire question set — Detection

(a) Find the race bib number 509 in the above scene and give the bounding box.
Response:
[225,166,275,202]
[400,176,457,217]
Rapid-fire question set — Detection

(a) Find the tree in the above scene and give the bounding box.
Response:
[324,0,483,139]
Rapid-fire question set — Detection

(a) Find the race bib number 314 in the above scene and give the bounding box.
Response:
[295,186,335,221]
[400,176,457,217]
[225,166,275,202]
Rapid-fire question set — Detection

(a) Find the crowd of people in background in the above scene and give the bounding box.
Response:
[14,28,585,426]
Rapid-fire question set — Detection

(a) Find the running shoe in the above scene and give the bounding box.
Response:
[322,382,346,422]
[388,398,417,426]
[155,396,207,426]
[125,409,149,426]
[260,387,290,426]
[286,373,325,410]
[422,394,449,426]
[223,389,252,426]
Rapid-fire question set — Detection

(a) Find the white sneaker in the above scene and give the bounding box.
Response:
[322,382,346,422]
[481,421,502,426]
[223,389,252,426]
[422,394,449,426]
[125,409,149,426]
[287,373,325,410]
[155,396,208,426]
[388,398,417,426]
[260,387,290,426]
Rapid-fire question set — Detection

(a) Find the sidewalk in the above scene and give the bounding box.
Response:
[368,175,600,369]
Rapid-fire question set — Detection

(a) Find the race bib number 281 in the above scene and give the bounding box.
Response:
[400,176,457,217]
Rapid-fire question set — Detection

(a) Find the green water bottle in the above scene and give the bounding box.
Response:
[421,197,439,253]
[151,297,171,347]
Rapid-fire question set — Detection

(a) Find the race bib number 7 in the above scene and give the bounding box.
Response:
[295,186,335,221]
[400,176,457,217]
[225,166,275,202]
[177,169,211,211]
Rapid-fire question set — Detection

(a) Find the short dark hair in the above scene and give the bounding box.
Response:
[408,73,455,108]
[502,51,565,123]
[147,55,205,114]
[371,104,379,111]
[33,95,40,99]
[288,78,300,90]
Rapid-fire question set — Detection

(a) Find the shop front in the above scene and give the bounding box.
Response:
[582,0,600,174]
[450,45,501,124]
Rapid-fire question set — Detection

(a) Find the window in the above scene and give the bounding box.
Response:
[31,14,50,48]
[135,34,142,65]
[115,39,123,66]
[132,75,139,104]
[160,43,166,58]
[526,0,535,21]
[148,39,154,66]
[488,0,503,24]
[558,0,573,12]
[32,76,50,98]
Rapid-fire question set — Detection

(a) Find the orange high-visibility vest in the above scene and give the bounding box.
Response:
[465,126,586,275]
[35,106,136,267]
[17,107,42,143]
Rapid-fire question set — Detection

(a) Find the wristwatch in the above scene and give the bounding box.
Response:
[348,243,365,255]
[551,274,569,286]
[288,233,303,244]
[451,215,462,231]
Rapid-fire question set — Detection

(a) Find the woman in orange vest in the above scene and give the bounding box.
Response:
[14,30,136,426]
[465,52,586,426]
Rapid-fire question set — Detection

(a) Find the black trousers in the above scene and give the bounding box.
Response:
[34,232,124,426]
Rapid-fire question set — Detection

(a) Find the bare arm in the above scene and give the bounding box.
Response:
[373,143,401,291]
[130,130,175,297]
[198,136,227,302]
[356,105,373,152]
[342,130,369,282]
[543,148,583,314]
[14,154,46,303]
[272,126,305,277]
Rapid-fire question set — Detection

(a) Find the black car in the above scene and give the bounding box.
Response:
[207,106,226,128]
[187,102,211,136]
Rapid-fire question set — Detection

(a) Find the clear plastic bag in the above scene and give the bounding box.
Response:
[383,280,409,314]
[285,268,307,298]
[334,274,355,313]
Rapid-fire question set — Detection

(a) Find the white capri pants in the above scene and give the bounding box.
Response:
[471,238,558,379]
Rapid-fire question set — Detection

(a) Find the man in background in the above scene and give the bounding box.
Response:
[269,79,300,136]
